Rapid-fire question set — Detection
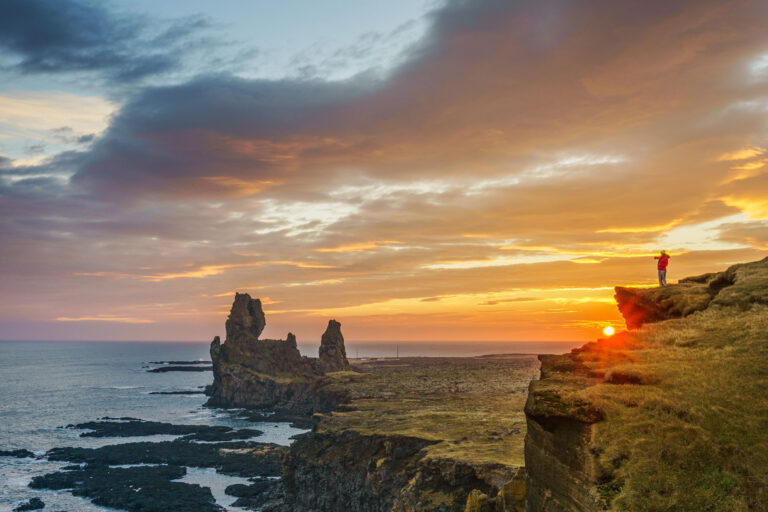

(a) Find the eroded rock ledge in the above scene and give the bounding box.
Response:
[206,293,350,416]
[614,256,768,329]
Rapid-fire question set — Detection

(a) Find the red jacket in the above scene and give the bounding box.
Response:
[655,254,670,270]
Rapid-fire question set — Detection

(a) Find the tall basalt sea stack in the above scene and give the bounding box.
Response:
[226,293,266,341]
[206,293,350,415]
[318,319,349,373]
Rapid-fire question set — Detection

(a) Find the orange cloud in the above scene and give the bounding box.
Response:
[314,241,400,253]
[200,176,276,197]
[56,315,154,324]
[717,146,766,161]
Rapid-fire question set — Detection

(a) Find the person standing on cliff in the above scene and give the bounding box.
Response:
[654,250,670,286]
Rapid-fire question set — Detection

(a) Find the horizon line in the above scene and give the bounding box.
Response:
[0,339,585,344]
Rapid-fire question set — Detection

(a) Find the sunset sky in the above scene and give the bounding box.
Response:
[1,0,767,343]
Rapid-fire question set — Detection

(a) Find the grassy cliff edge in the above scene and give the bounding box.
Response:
[525,257,768,512]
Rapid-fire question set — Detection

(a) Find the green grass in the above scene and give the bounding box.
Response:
[317,356,539,466]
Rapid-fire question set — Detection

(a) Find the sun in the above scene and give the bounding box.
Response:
[603,326,615,336]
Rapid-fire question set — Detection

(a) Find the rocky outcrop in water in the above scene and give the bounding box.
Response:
[318,320,349,373]
[0,449,34,458]
[27,415,286,512]
[12,498,44,511]
[206,293,350,414]
[71,418,262,441]
[31,465,220,512]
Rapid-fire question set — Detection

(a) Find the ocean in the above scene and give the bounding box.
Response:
[0,339,580,511]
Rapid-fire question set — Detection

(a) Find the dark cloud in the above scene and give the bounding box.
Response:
[68,74,376,198]
[52,0,766,205]
[24,144,46,154]
[0,0,210,82]
[50,127,97,145]
[718,221,768,248]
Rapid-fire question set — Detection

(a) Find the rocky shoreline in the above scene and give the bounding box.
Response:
[16,417,289,512]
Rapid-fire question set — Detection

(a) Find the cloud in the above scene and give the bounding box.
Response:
[0,0,211,82]
[50,127,96,145]
[717,146,766,161]
[480,298,541,306]
[717,221,768,249]
[55,315,154,324]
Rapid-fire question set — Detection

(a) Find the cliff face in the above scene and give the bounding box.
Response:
[525,257,768,512]
[206,293,350,414]
[524,354,605,512]
[279,430,525,512]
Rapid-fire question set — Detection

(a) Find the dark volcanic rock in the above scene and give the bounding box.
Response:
[224,479,290,512]
[318,320,349,373]
[209,295,316,379]
[236,409,314,429]
[206,293,350,414]
[226,479,275,497]
[226,293,266,343]
[0,449,35,458]
[149,390,206,395]
[187,428,264,442]
[71,418,262,441]
[226,478,283,509]
[30,464,222,512]
[149,360,212,365]
[279,430,517,512]
[13,498,44,511]
[148,365,213,372]
[280,431,436,511]
[46,440,285,477]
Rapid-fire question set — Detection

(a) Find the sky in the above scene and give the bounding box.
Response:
[1,0,767,344]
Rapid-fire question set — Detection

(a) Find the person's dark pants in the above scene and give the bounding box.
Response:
[658,270,667,286]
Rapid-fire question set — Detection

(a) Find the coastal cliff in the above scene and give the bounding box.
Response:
[276,357,534,512]
[524,257,768,511]
[206,293,350,416]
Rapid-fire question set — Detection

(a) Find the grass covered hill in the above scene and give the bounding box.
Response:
[527,256,768,511]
